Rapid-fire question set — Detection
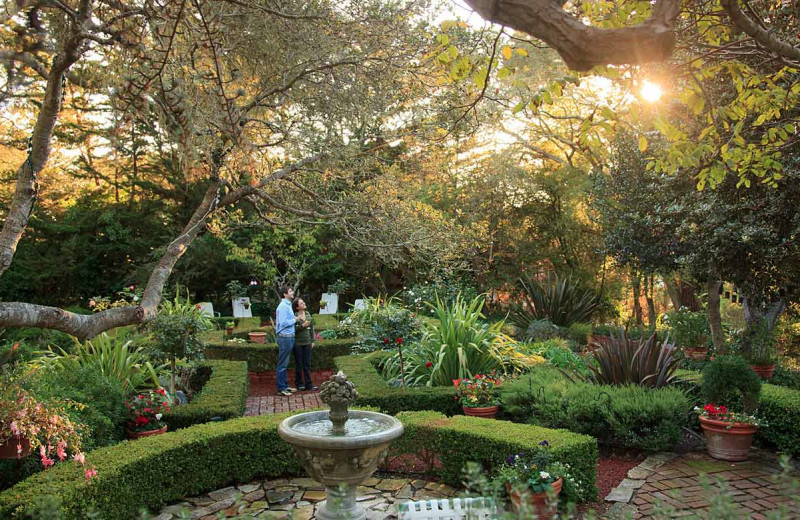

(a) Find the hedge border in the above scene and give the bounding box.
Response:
[0,411,596,518]
[334,353,461,416]
[162,360,248,430]
[205,337,358,372]
[394,411,598,503]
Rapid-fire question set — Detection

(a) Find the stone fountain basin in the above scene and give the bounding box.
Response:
[278,410,403,488]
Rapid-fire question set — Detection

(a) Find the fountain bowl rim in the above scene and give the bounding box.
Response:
[278,410,403,449]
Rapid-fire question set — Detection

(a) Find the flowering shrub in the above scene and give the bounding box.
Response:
[89,284,142,312]
[453,374,502,407]
[494,445,583,497]
[1,361,91,475]
[697,403,764,427]
[125,388,171,433]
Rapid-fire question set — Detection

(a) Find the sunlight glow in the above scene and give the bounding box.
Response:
[640,80,663,103]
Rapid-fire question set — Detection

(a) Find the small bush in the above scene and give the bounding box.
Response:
[520,339,588,375]
[510,273,599,329]
[759,384,800,455]
[501,366,691,451]
[701,355,761,412]
[769,364,800,390]
[566,322,592,346]
[524,319,561,342]
[205,337,357,371]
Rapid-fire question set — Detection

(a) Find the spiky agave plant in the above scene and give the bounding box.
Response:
[566,328,681,388]
[509,272,598,330]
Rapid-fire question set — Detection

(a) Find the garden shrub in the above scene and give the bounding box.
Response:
[701,355,761,412]
[509,273,599,329]
[501,366,691,451]
[205,337,357,371]
[347,296,423,354]
[335,353,461,415]
[162,360,248,430]
[662,307,710,349]
[759,384,800,455]
[524,319,561,342]
[0,410,596,517]
[393,411,597,503]
[520,339,588,374]
[566,322,592,346]
[769,364,800,390]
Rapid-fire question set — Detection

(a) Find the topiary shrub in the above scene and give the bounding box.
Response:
[701,355,761,412]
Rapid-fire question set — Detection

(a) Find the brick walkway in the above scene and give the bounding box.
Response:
[244,369,333,416]
[631,452,798,519]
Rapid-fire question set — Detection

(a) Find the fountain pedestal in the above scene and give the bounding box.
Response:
[278,372,404,520]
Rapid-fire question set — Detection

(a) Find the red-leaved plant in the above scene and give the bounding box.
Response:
[125,388,171,433]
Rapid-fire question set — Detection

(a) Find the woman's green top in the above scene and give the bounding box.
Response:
[294,311,315,346]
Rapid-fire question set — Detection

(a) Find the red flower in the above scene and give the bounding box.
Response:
[396,337,403,344]
[156,388,166,396]
[425,362,433,368]
[383,338,390,344]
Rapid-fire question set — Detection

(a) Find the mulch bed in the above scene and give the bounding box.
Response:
[577,457,641,516]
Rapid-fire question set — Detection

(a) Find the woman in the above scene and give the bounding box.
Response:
[292,297,317,391]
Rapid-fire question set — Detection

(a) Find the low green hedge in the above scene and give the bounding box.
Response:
[0,411,595,517]
[334,353,461,416]
[393,411,598,503]
[162,360,249,430]
[752,384,800,456]
[501,366,692,451]
[205,337,358,372]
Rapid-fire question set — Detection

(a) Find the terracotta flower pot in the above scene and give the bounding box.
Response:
[506,478,563,518]
[749,364,776,380]
[248,332,267,344]
[685,347,709,361]
[0,434,31,459]
[128,425,167,440]
[225,328,234,336]
[463,405,499,419]
[699,416,756,461]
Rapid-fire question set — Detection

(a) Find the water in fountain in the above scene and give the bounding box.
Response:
[290,416,392,436]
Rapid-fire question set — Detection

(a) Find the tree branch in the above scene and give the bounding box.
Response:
[720,0,800,63]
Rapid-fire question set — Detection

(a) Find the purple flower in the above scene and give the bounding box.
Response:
[506,454,516,465]
[538,440,550,447]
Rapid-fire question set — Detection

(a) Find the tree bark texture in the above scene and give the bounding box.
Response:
[645,275,657,330]
[463,0,682,70]
[632,273,644,326]
[707,278,724,353]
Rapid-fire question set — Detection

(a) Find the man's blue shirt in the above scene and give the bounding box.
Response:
[275,298,295,336]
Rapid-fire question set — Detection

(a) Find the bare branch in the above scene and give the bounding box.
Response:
[720,0,800,63]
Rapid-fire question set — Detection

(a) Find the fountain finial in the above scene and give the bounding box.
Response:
[319,371,358,435]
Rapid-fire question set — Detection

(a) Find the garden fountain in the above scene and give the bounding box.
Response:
[278,371,404,520]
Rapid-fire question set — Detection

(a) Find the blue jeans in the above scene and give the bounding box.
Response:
[276,336,295,391]
[294,343,313,388]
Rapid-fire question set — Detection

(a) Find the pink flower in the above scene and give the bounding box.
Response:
[74,452,85,464]
[39,445,46,457]
[84,467,97,480]
[41,454,54,469]
[16,443,23,455]
[196,304,201,309]
[129,285,135,291]
[9,421,18,435]
[57,441,67,461]
[89,299,96,307]
[50,415,59,425]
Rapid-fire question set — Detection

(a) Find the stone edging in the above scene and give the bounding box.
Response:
[604,452,678,518]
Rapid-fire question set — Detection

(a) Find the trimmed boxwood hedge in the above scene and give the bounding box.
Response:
[0,411,595,518]
[162,360,248,430]
[393,411,598,503]
[334,352,461,415]
[205,337,358,372]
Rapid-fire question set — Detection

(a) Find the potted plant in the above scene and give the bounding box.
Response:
[454,374,502,418]
[125,388,171,439]
[319,299,327,310]
[494,447,572,518]
[241,298,250,310]
[699,355,763,461]
[225,321,235,336]
[248,331,268,344]
[743,319,777,379]
[666,308,710,360]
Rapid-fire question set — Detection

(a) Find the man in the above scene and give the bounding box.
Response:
[275,285,302,396]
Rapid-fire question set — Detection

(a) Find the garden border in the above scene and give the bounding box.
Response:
[334,353,461,415]
[204,337,358,372]
[162,360,249,430]
[0,412,597,518]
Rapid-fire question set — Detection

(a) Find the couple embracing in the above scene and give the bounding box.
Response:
[274,285,317,397]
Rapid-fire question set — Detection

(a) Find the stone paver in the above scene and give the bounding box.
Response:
[616,451,800,519]
[245,369,332,416]
[156,476,456,519]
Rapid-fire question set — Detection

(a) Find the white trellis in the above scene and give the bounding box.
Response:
[398,497,497,520]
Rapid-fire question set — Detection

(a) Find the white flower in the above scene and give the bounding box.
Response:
[133,296,139,302]
[539,471,551,480]
[156,413,162,420]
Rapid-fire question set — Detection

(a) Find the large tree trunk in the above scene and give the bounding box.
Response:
[741,295,786,357]
[707,278,724,353]
[665,276,683,310]
[631,272,644,326]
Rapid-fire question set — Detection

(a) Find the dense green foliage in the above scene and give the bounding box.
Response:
[701,356,762,413]
[380,294,533,387]
[510,273,598,329]
[393,411,598,503]
[759,384,800,456]
[501,366,691,451]
[663,308,710,350]
[520,339,588,375]
[162,360,248,430]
